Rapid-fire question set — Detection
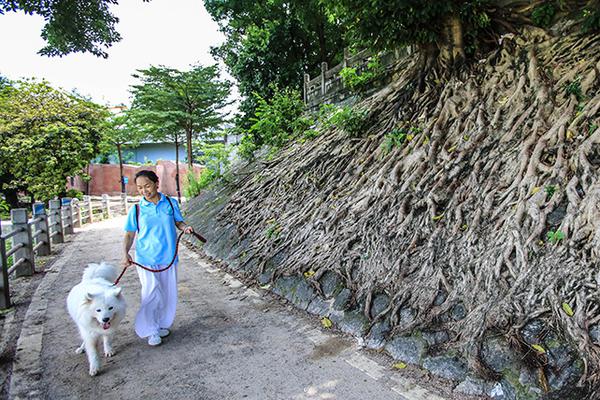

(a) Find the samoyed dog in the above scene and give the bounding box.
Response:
[67,262,126,376]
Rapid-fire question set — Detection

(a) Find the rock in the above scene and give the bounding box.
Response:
[481,336,519,373]
[590,325,600,344]
[257,269,274,285]
[423,355,467,381]
[384,335,427,365]
[521,319,545,344]
[422,330,450,346]
[455,376,493,396]
[320,271,342,298]
[398,307,416,327]
[489,381,517,400]
[450,303,467,321]
[433,289,447,306]
[272,275,302,298]
[365,321,390,350]
[339,309,370,337]
[333,288,352,311]
[290,279,316,310]
[370,294,390,317]
[306,296,332,317]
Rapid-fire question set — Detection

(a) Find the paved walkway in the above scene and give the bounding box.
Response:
[8,217,456,400]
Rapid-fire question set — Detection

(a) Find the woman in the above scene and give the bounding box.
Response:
[122,170,193,346]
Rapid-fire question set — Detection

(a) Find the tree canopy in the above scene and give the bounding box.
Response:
[204,0,345,128]
[128,64,231,167]
[0,0,148,57]
[0,80,108,205]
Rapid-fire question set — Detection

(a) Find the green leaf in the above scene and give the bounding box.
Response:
[532,344,546,353]
[562,302,574,317]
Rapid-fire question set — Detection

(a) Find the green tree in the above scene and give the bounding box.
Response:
[0,80,108,206]
[100,111,146,192]
[0,0,148,58]
[128,64,231,200]
[205,0,344,128]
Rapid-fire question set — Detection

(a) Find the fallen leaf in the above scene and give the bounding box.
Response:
[562,302,574,317]
[321,317,333,329]
[303,270,315,278]
[532,344,546,353]
[392,362,407,369]
[432,214,444,221]
[531,187,541,195]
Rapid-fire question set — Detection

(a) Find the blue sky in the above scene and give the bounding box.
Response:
[0,0,236,108]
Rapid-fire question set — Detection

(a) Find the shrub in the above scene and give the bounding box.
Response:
[65,188,84,200]
[339,56,382,92]
[185,142,232,197]
[318,104,369,137]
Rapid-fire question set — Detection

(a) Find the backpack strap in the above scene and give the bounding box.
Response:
[135,204,140,232]
[165,195,176,218]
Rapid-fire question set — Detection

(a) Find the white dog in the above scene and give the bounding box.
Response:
[67,262,127,376]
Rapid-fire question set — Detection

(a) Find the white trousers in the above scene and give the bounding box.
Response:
[135,264,178,338]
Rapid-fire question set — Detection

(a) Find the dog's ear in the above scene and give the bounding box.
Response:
[84,292,95,302]
[112,287,123,298]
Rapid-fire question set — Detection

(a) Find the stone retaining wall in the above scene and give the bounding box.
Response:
[183,171,587,400]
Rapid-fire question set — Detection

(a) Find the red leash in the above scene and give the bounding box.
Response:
[114,230,207,286]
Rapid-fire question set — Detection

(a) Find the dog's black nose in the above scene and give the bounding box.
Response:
[102,317,110,322]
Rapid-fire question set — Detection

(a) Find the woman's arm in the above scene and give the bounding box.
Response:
[122,231,136,267]
[175,221,194,234]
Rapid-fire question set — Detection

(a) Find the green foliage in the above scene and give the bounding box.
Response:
[382,125,421,153]
[0,0,129,57]
[531,2,558,27]
[184,169,218,198]
[544,185,556,199]
[204,0,344,128]
[318,104,368,137]
[321,0,494,57]
[184,142,232,197]
[240,86,312,160]
[128,64,231,164]
[65,189,84,200]
[339,56,382,92]
[0,198,9,218]
[565,76,583,101]
[265,219,282,239]
[0,80,107,202]
[547,230,566,244]
[582,7,600,32]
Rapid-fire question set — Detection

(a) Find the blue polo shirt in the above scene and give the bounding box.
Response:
[124,193,184,266]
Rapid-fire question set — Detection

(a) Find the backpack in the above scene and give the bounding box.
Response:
[135,195,176,233]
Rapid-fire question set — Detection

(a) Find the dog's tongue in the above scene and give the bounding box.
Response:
[102,322,111,330]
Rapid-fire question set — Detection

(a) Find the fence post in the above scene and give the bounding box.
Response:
[303,73,310,104]
[61,198,73,235]
[120,193,128,215]
[0,220,10,308]
[84,195,93,223]
[49,200,64,244]
[102,194,111,219]
[320,62,328,95]
[11,209,35,277]
[72,198,82,228]
[343,48,350,68]
[33,202,51,256]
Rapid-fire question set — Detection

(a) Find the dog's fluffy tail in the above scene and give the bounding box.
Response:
[82,262,119,283]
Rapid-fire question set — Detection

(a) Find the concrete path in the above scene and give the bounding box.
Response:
[8,217,457,400]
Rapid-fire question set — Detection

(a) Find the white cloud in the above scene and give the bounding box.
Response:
[0,0,238,109]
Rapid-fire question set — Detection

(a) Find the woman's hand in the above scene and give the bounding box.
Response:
[183,225,194,235]
[121,253,133,268]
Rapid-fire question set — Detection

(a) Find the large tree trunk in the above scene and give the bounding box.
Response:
[4,188,19,209]
[117,143,125,193]
[175,135,182,202]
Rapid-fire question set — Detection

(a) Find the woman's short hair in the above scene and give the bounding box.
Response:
[134,170,159,183]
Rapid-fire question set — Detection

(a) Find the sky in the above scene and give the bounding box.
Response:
[0,0,236,108]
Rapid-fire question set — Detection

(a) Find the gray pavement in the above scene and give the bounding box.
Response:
[9,217,455,400]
